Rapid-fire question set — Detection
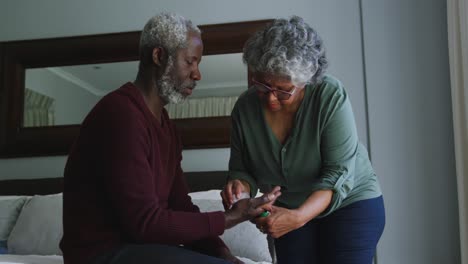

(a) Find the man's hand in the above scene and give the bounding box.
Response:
[224,186,281,229]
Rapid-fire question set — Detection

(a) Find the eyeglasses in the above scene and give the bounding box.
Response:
[251,79,298,100]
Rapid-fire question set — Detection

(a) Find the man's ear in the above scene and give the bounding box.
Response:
[152,47,165,66]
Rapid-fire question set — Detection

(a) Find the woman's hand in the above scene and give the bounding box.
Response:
[224,186,281,229]
[254,206,304,238]
[254,189,333,238]
[220,179,251,210]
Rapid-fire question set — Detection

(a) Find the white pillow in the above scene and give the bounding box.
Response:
[5,190,272,261]
[188,189,222,200]
[189,190,272,263]
[7,193,63,255]
[0,196,29,241]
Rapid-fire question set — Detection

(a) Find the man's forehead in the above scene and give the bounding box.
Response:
[187,32,203,46]
[190,36,203,46]
[177,33,203,56]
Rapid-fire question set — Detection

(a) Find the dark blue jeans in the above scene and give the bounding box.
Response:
[275,196,385,264]
[91,244,230,264]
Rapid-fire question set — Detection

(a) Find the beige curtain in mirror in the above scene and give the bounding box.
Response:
[447,0,468,263]
[165,96,238,119]
[23,88,55,127]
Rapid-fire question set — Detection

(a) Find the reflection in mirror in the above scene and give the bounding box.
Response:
[24,53,246,127]
[166,53,246,119]
[1,19,273,156]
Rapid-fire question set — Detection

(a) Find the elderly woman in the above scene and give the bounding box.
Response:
[221,16,385,264]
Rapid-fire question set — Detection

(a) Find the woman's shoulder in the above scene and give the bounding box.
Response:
[311,74,348,100]
[233,88,258,110]
[238,87,258,101]
[316,75,345,92]
[322,74,343,85]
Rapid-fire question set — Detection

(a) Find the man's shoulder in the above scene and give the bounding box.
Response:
[98,82,138,107]
[83,83,147,128]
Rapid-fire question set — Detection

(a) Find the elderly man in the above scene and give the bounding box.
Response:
[60,13,280,264]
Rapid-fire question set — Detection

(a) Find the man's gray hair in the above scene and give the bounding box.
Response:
[243,15,328,86]
[139,13,200,65]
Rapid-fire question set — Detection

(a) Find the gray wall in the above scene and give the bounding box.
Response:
[361,0,459,263]
[0,0,460,263]
[0,0,367,174]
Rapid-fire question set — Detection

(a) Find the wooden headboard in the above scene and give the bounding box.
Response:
[0,171,228,196]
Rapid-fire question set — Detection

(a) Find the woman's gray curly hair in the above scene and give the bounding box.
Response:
[243,15,328,86]
[139,13,200,68]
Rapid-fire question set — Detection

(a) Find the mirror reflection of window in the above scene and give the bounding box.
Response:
[23,88,55,127]
[165,53,247,119]
[25,66,110,127]
[24,53,246,127]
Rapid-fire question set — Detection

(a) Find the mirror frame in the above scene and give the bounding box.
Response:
[0,19,272,158]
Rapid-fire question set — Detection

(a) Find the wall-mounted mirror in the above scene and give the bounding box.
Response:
[0,20,273,157]
[23,53,246,126]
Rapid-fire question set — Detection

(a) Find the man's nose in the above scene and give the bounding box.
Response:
[191,66,201,81]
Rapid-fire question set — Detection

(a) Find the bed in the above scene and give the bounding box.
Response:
[0,171,274,264]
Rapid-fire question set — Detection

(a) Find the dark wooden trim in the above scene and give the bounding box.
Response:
[0,42,5,150]
[0,171,228,195]
[184,171,229,192]
[200,20,273,55]
[0,177,64,196]
[0,20,272,158]
[1,126,79,157]
[173,116,231,149]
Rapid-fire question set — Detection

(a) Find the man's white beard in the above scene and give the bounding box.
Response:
[157,57,196,104]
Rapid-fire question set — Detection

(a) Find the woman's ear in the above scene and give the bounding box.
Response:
[152,47,165,66]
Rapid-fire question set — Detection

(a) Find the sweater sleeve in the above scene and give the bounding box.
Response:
[169,166,228,256]
[168,133,228,255]
[167,132,201,212]
[313,83,359,217]
[227,103,259,198]
[92,98,225,245]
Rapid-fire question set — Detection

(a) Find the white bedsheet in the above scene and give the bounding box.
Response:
[236,256,272,264]
[0,255,270,264]
[0,254,62,264]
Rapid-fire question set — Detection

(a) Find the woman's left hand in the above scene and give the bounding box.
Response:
[254,206,304,238]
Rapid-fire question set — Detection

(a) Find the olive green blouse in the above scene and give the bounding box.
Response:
[228,75,381,216]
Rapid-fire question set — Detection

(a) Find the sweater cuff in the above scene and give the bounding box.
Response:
[207,211,225,236]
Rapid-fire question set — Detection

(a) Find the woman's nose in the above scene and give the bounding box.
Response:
[267,91,278,102]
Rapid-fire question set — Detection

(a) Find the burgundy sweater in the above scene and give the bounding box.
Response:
[60,83,226,264]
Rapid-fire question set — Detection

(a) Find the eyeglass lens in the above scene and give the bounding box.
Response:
[255,85,292,100]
